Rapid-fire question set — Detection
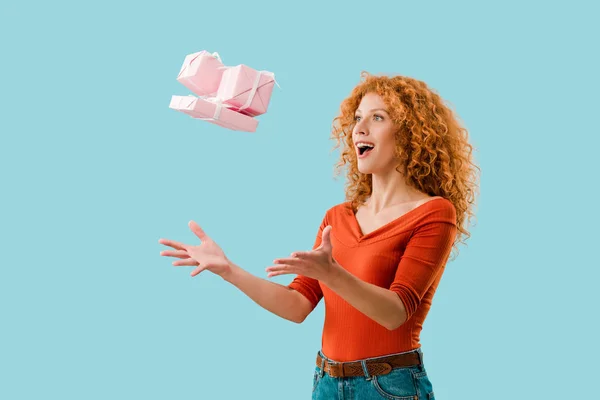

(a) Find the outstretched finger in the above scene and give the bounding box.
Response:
[158,238,190,251]
[265,264,296,274]
[173,258,199,266]
[290,251,309,258]
[273,257,303,266]
[190,265,206,277]
[189,221,209,241]
[266,270,291,278]
[160,249,190,259]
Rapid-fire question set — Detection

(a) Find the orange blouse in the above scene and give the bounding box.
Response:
[287,198,457,362]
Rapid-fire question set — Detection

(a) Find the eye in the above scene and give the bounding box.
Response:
[354,114,383,122]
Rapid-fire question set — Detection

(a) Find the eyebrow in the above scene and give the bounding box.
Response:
[355,108,389,114]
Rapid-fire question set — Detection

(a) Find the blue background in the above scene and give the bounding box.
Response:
[1,0,598,398]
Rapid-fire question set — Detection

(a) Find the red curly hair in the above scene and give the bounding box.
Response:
[330,72,480,260]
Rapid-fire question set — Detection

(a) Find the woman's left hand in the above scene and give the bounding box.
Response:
[266,225,340,284]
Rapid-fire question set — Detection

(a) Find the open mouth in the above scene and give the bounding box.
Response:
[358,146,374,156]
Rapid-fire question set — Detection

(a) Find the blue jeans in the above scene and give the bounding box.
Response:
[312,348,435,400]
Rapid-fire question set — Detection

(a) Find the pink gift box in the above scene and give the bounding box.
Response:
[177,51,225,96]
[216,64,275,117]
[169,95,258,132]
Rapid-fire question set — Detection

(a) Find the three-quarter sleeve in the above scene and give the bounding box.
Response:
[286,213,328,310]
[389,220,457,322]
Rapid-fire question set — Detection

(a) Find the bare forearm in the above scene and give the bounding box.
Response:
[222,262,304,323]
[325,265,407,330]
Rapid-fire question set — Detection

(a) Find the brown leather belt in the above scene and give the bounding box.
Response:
[316,351,422,378]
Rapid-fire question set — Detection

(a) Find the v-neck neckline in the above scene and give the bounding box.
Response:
[349,197,444,242]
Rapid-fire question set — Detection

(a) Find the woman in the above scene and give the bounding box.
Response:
[159,72,479,399]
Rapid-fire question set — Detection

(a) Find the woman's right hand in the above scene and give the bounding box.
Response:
[159,221,234,278]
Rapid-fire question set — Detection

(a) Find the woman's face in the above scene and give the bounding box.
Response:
[352,92,400,175]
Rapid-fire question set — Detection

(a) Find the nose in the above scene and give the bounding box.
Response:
[353,118,369,137]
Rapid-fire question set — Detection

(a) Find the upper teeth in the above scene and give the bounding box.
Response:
[357,143,374,148]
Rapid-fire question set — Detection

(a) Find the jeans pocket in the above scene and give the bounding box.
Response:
[412,369,435,400]
[312,367,321,393]
[371,367,419,400]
